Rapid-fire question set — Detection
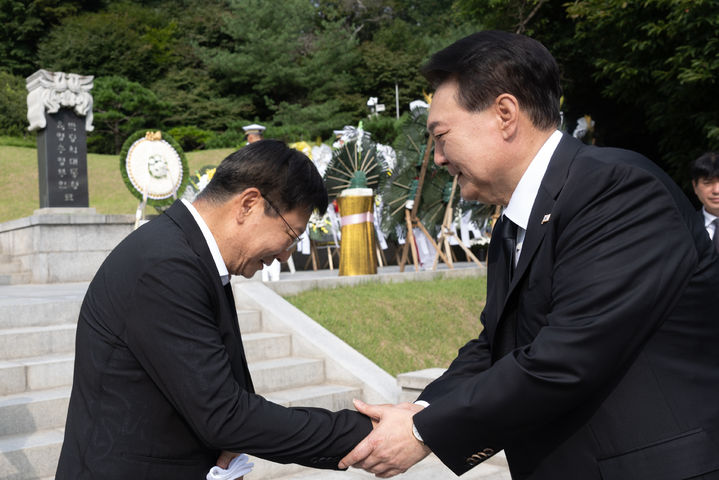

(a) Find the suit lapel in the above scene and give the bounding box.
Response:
[509,135,582,296]
[488,135,584,350]
[165,201,255,391]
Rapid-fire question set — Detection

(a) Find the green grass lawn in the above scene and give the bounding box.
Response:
[284,276,487,376]
[0,144,234,223]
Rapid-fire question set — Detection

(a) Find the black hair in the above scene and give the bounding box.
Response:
[690,152,719,182]
[197,139,328,214]
[421,30,562,130]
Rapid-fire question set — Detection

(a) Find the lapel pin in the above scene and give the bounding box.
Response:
[541,214,551,224]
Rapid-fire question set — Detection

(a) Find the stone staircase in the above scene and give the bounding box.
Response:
[0,286,362,480]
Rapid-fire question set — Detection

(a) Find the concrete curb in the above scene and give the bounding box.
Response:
[258,262,487,297]
[233,281,400,404]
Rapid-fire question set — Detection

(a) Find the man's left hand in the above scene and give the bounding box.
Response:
[339,400,431,478]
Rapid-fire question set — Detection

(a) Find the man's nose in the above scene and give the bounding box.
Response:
[433,144,446,166]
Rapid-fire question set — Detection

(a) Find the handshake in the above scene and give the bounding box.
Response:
[212,399,432,480]
[338,399,432,478]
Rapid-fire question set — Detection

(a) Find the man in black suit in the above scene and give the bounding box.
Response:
[56,140,372,479]
[691,152,719,252]
[340,31,719,479]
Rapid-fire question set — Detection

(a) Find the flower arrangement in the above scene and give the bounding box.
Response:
[182,165,217,202]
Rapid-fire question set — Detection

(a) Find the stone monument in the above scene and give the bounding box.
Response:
[26,69,94,210]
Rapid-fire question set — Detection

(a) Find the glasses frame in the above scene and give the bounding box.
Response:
[260,193,301,252]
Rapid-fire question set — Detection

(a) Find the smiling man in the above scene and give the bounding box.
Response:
[56,140,372,479]
[340,30,719,480]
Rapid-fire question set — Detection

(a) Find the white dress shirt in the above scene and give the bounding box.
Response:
[701,207,718,240]
[181,199,230,285]
[503,130,563,265]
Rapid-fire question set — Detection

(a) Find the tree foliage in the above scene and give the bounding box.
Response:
[36,2,180,83]
[0,71,29,136]
[0,0,715,193]
[90,75,167,153]
[0,0,103,76]
[566,0,719,182]
[198,0,365,137]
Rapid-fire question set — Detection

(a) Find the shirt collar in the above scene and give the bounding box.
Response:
[181,198,230,285]
[504,130,563,230]
[702,207,718,227]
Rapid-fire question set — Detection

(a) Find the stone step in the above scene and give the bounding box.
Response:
[264,383,360,410]
[0,300,81,329]
[0,353,75,396]
[0,325,75,360]
[237,309,262,333]
[243,331,291,362]
[250,357,325,394]
[0,428,64,480]
[0,387,70,437]
[268,452,511,479]
[248,456,312,479]
[0,303,257,331]
[0,382,362,480]
[0,272,33,286]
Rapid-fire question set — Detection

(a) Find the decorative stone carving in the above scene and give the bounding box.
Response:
[26,69,94,132]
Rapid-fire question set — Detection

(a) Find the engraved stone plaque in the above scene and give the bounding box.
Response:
[36,108,89,207]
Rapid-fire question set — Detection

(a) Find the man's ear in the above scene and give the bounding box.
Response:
[234,188,262,224]
[494,94,519,139]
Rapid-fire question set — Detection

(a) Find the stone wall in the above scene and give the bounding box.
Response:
[0,209,134,284]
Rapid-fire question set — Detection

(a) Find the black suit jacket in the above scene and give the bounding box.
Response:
[56,201,371,479]
[415,135,719,479]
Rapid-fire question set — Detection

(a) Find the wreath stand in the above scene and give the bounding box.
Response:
[398,137,452,272]
[307,240,340,271]
[431,176,484,270]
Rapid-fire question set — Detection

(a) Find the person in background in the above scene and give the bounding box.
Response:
[691,151,719,252]
[242,123,266,144]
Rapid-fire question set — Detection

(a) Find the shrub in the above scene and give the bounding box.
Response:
[0,71,28,137]
[167,125,213,151]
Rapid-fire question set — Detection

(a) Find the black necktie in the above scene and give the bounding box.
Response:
[713,219,719,254]
[492,215,518,360]
[501,216,518,281]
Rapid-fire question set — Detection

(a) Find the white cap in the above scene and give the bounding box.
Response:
[242,124,266,136]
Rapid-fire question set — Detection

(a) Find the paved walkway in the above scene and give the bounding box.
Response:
[277,453,510,480]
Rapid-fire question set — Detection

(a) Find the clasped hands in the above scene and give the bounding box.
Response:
[338,399,431,478]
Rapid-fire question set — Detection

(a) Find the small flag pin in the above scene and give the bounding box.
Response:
[541,214,551,224]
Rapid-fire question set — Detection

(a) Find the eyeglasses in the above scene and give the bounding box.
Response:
[260,193,302,252]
